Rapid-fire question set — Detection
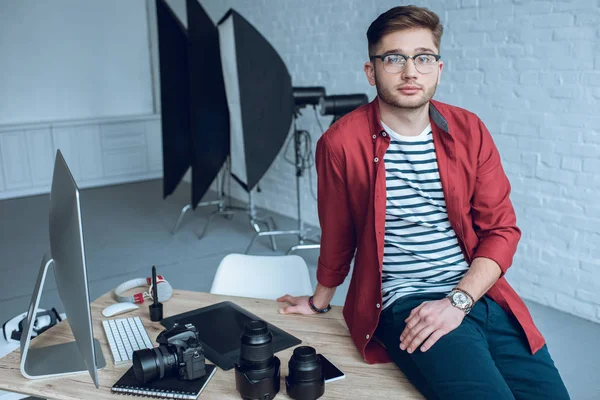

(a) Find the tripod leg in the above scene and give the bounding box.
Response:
[171,205,192,234]
[265,218,277,251]
[266,215,278,231]
[198,210,222,240]
[245,232,260,254]
[286,243,321,255]
[250,218,278,251]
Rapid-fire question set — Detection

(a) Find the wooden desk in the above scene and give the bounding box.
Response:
[0,290,422,399]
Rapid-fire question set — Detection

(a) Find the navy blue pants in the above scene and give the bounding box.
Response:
[376,293,570,400]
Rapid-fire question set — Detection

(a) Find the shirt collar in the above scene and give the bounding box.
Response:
[367,97,451,137]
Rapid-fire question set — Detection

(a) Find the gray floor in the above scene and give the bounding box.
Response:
[1,179,599,399]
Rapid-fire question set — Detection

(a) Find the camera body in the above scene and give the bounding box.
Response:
[156,323,206,381]
[133,323,206,384]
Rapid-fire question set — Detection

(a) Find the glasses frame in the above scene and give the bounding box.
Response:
[369,53,441,74]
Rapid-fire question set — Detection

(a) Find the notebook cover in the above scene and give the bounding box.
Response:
[111,363,216,399]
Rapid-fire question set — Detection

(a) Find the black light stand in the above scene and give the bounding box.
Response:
[244,117,320,254]
[195,158,278,251]
[244,91,370,254]
[170,160,278,251]
[170,168,227,234]
[165,0,230,235]
[245,87,325,254]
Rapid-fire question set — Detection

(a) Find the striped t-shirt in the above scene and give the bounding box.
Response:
[381,121,469,310]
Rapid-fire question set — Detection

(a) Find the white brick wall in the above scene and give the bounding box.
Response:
[196,0,600,323]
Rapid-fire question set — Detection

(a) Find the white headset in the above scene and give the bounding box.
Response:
[112,276,173,304]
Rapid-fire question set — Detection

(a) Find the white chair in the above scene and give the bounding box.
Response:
[210,254,313,300]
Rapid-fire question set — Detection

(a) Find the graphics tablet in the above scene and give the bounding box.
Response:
[160,301,301,370]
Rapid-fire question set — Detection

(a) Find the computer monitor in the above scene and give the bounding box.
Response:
[19,150,105,387]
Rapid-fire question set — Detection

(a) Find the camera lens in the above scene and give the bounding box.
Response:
[286,346,325,400]
[132,346,178,384]
[239,320,274,373]
[235,320,281,400]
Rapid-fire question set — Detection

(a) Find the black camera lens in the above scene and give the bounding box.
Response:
[286,346,325,400]
[239,320,274,373]
[131,323,206,384]
[235,320,281,400]
[133,346,178,384]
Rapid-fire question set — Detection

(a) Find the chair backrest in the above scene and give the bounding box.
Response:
[210,254,313,300]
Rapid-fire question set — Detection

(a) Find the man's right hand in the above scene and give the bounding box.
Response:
[277,295,315,315]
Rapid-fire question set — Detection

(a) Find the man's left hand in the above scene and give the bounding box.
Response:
[399,297,465,354]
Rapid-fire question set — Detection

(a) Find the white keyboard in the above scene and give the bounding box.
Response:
[102,316,154,365]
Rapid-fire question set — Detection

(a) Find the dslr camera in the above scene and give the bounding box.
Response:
[132,323,206,384]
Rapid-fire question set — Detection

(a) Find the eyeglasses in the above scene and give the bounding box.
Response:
[369,53,441,74]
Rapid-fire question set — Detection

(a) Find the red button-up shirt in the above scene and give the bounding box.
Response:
[315,98,545,364]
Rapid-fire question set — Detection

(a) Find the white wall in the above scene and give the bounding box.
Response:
[197,0,600,324]
[0,0,163,199]
[0,0,154,125]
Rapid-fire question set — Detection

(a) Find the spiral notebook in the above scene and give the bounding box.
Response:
[111,364,216,399]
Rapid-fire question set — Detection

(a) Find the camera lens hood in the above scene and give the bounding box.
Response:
[235,356,281,400]
[285,346,325,400]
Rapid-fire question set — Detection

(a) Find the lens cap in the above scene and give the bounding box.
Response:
[286,346,325,400]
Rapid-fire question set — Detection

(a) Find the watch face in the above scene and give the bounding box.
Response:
[453,292,469,308]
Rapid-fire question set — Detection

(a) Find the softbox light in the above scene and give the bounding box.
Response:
[218,10,294,192]
[187,0,230,208]
[156,0,191,199]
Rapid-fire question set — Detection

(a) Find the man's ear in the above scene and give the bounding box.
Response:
[364,61,376,86]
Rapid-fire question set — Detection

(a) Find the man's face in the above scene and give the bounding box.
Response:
[364,28,443,110]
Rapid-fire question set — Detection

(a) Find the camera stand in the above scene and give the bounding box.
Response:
[245,117,320,255]
[171,169,228,234]
[198,190,278,251]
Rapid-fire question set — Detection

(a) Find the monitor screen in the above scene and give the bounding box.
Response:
[19,150,105,386]
[50,150,99,384]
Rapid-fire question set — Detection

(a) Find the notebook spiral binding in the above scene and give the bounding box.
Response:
[112,385,196,399]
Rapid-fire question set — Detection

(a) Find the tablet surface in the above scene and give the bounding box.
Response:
[160,301,301,370]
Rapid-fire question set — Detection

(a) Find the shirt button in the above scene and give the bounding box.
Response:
[372,134,376,139]
[382,132,387,137]
[376,303,381,308]
[374,157,379,163]
[366,334,370,339]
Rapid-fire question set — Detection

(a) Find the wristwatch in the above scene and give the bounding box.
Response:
[447,289,474,314]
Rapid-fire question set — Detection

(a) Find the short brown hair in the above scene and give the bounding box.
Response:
[367,5,443,56]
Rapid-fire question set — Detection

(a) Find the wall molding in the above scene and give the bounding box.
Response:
[0,113,160,133]
[0,115,163,201]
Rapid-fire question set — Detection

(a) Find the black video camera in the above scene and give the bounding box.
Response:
[132,323,206,384]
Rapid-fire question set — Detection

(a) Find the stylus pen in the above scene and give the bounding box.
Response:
[152,265,158,305]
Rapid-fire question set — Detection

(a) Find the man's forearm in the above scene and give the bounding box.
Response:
[313,283,337,309]
[456,257,502,302]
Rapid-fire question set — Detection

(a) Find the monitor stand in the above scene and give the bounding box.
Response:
[19,252,106,382]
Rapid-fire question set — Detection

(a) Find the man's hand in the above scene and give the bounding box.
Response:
[277,295,315,315]
[399,298,465,354]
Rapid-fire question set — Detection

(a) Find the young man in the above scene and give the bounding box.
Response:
[277,5,570,400]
